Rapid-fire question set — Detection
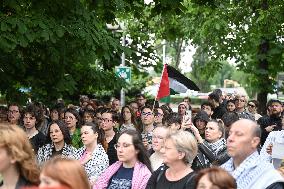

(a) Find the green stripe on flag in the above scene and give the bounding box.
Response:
[160,95,170,103]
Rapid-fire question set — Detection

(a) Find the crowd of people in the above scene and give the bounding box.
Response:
[0,90,284,189]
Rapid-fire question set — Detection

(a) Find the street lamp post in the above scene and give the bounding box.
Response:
[121,33,126,107]
[107,23,126,107]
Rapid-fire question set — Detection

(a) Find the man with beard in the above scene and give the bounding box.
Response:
[7,103,22,126]
[258,99,283,146]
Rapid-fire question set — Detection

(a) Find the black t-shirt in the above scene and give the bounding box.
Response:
[51,148,64,157]
[29,131,46,153]
[257,115,282,146]
[212,105,227,119]
[146,166,196,189]
[107,133,118,165]
[107,166,134,189]
[0,176,32,189]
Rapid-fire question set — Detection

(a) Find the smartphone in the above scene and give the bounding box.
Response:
[185,110,192,121]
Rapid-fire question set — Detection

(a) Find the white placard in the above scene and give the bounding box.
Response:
[272,142,284,159]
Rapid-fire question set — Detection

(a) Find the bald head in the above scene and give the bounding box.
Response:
[227,119,261,166]
[231,119,261,138]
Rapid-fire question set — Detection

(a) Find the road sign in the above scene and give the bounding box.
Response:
[115,66,131,83]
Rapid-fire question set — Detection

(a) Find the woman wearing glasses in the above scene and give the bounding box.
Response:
[150,126,168,171]
[74,122,109,186]
[189,120,230,171]
[93,129,152,189]
[100,109,119,165]
[247,100,262,121]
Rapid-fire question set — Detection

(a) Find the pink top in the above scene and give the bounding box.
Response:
[93,161,151,189]
[79,150,88,163]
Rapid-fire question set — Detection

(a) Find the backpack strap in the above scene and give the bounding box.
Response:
[156,165,166,183]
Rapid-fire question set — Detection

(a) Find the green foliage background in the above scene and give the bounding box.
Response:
[1,0,284,113]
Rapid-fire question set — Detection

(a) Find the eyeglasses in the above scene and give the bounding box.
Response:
[101,118,113,123]
[114,143,133,150]
[141,112,153,117]
[248,104,255,108]
[8,110,19,114]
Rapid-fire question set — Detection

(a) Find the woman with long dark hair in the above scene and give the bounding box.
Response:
[74,122,109,186]
[93,129,152,189]
[37,120,77,165]
[119,105,139,133]
[64,108,83,149]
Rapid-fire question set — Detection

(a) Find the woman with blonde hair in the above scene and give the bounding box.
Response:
[147,130,198,189]
[39,157,90,189]
[0,123,40,188]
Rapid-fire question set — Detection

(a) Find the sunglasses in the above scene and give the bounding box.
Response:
[248,104,256,108]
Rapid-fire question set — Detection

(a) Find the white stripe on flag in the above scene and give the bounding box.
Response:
[169,78,188,93]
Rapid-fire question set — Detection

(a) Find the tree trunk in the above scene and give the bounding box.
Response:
[257,91,268,115]
[256,0,269,115]
[175,38,183,68]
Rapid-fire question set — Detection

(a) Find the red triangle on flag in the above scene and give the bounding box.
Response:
[156,64,170,100]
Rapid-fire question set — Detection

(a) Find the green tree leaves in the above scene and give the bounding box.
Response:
[0,0,127,104]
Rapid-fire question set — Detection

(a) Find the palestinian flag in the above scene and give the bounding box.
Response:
[156,64,200,103]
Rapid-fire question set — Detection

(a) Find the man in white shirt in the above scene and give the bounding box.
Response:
[222,119,284,189]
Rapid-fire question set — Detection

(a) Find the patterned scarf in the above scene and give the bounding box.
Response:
[204,138,226,155]
[222,151,277,189]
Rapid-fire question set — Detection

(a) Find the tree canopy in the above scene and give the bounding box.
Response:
[1,0,284,111]
[127,0,284,113]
